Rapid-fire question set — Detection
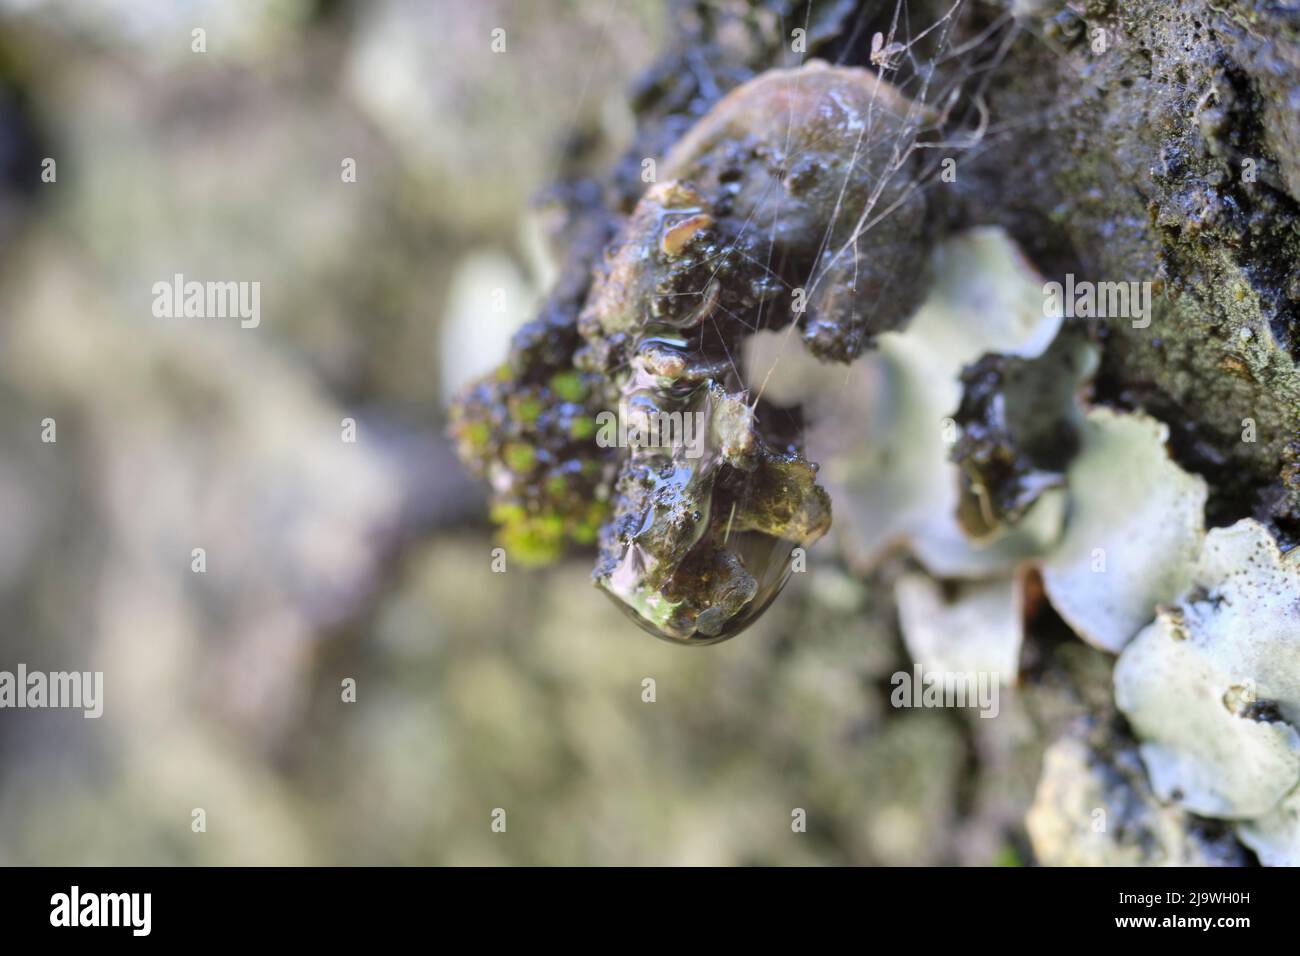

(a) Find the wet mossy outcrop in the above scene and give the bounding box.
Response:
[452,0,1300,635]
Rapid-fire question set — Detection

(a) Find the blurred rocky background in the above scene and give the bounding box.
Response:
[1,0,1291,865]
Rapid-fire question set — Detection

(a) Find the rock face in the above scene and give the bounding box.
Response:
[443,0,1300,860]
[946,0,1300,546]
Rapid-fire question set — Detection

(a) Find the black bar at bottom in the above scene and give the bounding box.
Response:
[0,865,1279,941]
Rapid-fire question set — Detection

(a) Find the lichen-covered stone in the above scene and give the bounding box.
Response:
[1027,722,1247,867]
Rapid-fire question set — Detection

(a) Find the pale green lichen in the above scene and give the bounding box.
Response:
[1040,409,1208,653]
[1115,519,1300,827]
[895,573,1023,684]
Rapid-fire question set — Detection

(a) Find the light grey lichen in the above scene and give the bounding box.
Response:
[1238,787,1300,867]
[807,227,1076,579]
[895,573,1023,684]
[1040,409,1208,653]
[1115,520,1300,829]
[791,225,1300,867]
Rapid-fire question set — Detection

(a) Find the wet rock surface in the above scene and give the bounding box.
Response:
[455,61,937,642]
[944,0,1300,545]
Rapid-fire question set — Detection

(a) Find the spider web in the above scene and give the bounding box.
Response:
[732,0,1098,419]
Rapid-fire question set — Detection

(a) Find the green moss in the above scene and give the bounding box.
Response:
[550,371,588,402]
[510,395,543,426]
[503,442,538,473]
[499,521,564,566]
[571,501,609,544]
[489,502,526,526]
[459,419,492,453]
